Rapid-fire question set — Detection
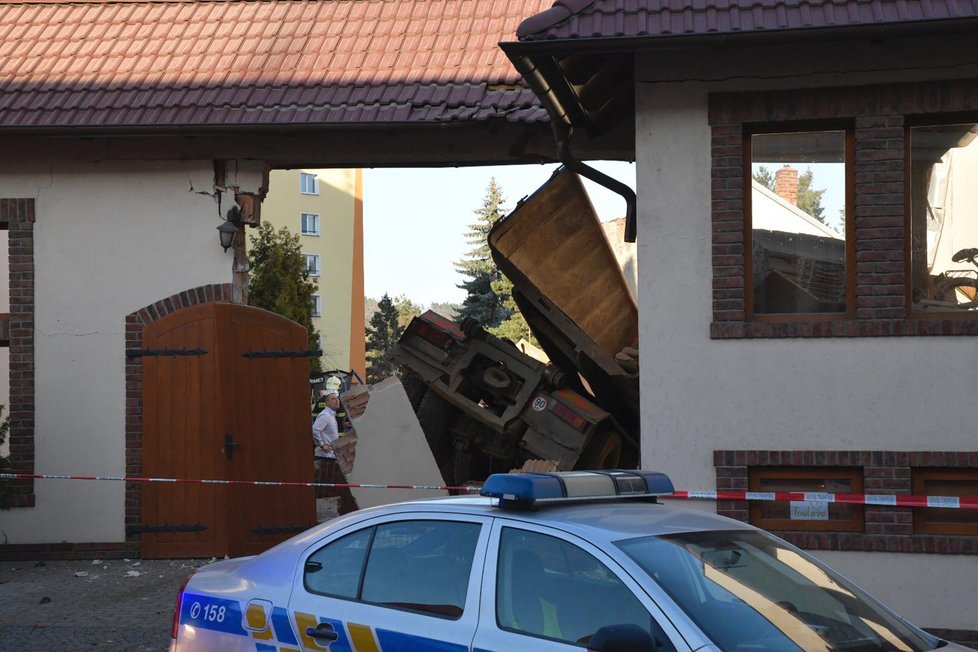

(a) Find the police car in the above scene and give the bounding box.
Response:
[170,471,972,652]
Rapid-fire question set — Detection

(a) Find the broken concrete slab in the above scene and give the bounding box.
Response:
[345,376,446,509]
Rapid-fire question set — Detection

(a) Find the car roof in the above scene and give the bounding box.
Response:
[262,495,753,563]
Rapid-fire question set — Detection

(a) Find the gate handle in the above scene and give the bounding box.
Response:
[306,622,339,642]
[224,434,240,461]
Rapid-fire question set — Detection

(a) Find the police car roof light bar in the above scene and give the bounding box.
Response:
[481,470,674,509]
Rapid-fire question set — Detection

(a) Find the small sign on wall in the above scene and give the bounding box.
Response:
[790,500,829,520]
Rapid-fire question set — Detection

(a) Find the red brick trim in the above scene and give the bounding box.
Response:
[1,198,36,508]
[714,450,978,555]
[709,78,978,338]
[0,541,131,561]
[124,285,232,557]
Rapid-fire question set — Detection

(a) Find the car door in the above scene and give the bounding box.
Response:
[288,512,490,652]
[471,520,691,652]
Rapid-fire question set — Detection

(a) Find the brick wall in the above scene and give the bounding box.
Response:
[1,198,35,508]
[714,450,978,554]
[709,78,978,338]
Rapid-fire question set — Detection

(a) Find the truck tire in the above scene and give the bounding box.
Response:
[578,430,622,470]
[415,390,457,481]
[400,372,427,412]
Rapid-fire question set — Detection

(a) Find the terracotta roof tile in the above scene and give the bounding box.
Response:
[515,0,978,41]
[0,0,553,131]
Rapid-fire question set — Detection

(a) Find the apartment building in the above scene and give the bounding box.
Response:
[262,169,366,381]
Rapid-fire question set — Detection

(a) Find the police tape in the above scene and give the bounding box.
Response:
[0,472,480,493]
[2,473,976,509]
[664,490,978,510]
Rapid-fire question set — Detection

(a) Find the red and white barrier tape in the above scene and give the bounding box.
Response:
[665,490,978,510]
[2,474,976,509]
[0,473,479,493]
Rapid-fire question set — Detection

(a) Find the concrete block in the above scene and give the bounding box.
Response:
[346,376,446,509]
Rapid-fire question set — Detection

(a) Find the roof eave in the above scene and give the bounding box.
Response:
[500,17,978,135]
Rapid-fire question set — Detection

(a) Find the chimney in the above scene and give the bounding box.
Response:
[774,165,799,205]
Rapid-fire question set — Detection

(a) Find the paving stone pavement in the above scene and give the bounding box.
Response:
[0,558,211,651]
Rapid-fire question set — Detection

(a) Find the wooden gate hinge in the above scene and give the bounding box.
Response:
[241,349,322,359]
[127,524,207,534]
[251,524,316,535]
[127,348,208,358]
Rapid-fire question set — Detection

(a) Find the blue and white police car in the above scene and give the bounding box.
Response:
[170,470,972,652]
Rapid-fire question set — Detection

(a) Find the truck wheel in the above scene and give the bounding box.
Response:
[579,431,622,470]
[416,390,457,480]
[400,372,427,412]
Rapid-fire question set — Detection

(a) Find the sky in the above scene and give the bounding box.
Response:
[363,161,636,307]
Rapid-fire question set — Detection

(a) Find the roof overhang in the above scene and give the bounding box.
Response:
[501,16,978,143]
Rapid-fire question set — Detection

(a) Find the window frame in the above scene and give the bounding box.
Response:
[303,253,321,277]
[299,172,319,195]
[748,466,865,533]
[912,468,978,536]
[311,294,321,318]
[300,212,320,236]
[744,121,857,322]
[904,113,978,320]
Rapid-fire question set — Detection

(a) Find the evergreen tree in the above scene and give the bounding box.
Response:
[248,222,322,372]
[796,169,826,224]
[486,275,537,345]
[365,293,403,383]
[393,294,423,328]
[454,179,512,328]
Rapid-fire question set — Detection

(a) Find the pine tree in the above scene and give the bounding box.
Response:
[248,222,322,372]
[796,169,827,224]
[365,293,403,383]
[393,294,423,328]
[486,275,537,345]
[455,179,512,328]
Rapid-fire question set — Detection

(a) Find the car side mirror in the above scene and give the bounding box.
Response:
[587,624,657,652]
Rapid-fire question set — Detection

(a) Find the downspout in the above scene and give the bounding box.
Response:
[551,121,637,243]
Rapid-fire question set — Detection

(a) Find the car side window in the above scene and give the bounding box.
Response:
[304,527,373,598]
[496,527,675,650]
[360,520,480,619]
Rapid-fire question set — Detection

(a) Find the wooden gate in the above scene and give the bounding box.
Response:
[140,303,316,558]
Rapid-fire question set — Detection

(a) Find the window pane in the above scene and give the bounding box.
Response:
[304,527,372,598]
[909,123,978,313]
[756,475,856,525]
[496,528,661,648]
[300,172,318,194]
[301,213,319,235]
[748,467,863,532]
[751,131,847,314]
[304,254,320,276]
[360,520,480,619]
[913,469,978,534]
[618,530,933,652]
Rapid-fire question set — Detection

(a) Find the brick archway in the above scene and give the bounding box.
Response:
[124,284,232,556]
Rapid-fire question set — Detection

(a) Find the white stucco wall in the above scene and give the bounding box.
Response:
[635,76,978,628]
[0,159,258,544]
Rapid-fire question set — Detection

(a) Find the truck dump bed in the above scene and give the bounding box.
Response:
[489,167,640,433]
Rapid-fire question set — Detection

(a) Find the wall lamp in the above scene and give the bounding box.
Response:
[217,206,242,252]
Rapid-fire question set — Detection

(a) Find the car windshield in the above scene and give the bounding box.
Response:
[617,530,938,652]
